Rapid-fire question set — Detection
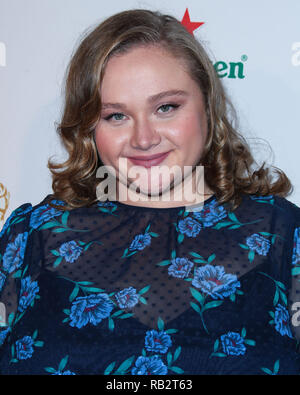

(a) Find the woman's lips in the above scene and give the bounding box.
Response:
[128,151,171,168]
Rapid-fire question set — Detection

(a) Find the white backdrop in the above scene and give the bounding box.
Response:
[1,0,300,225]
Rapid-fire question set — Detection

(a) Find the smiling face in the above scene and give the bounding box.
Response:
[94,45,210,207]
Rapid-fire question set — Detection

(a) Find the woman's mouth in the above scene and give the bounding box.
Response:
[127,151,171,168]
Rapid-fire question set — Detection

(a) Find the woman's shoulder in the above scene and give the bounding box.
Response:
[0,194,64,237]
[240,193,300,232]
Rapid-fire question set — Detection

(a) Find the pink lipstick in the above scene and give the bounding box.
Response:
[128,151,171,168]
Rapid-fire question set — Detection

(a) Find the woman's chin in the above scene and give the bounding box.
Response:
[126,181,174,201]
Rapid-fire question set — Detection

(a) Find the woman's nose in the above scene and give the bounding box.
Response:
[130,117,161,150]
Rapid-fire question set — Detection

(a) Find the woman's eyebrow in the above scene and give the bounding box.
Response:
[101,89,189,110]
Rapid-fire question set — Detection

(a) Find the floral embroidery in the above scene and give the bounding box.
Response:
[193,199,227,227]
[97,201,118,216]
[168,257,194,279]
[69,293,114,329]
[145,330,172,354]
[115,287,140,309]
[192,264,240,300]
[250,195,274,205]
[176,202,262,242]
[188,263,242,333]
[45,355,76,375]
[0,263,40,349]
[177,218,202,237]
[130,233,151,251]
[259,272,288,307]
[18,276,39,313]
[292,227,300,275]
[15,336,34,360]
[0,272,6,291]
[97,201,117,209]
[273,304,293,338]
[2,232,29,273]
[11,330,44,363]
[122,223,158,258]
[132,355,168,375]
[51,239,102,268]
[239,232,281,262]
[62,278,150,331]
[0,193,299,375]
[0,204,32,239]
[246,233,270,256]
[104,318,183,375]
[59,240,83,263]
[158,251,243,334]
[261,359,280,375]
[258,272,294,339]
[210,328,255,358]
[174,200,227,243]
[0,328,10,346]
[221,332,246,355]
[29,201,65,229]
[37,207,90,234]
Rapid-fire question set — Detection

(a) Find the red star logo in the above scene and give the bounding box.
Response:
[181,8,204,35]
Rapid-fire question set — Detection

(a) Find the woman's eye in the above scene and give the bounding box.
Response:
[103,103,180,122]
[157,103,180,113]
[104,113,125,121]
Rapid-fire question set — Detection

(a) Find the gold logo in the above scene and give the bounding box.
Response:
[0,183,10,228]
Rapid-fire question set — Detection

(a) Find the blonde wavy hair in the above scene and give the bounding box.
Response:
[47,8,292,211]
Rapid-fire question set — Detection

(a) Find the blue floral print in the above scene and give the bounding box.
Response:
[131,355,168,375]
[175,200,228,242]
[0,328,10,346]
[168,257,194,279]
[249,195,274,205]
[115,287,140,309]
[12,330,44,363]
[61,279,150,331]
[246,233,270,256]
[259,271,288,308]
[18,276,39,313]
[221,332,246,356]
[122,223,158,258]
[52,370,76,375]
[45,355,76,375]
[29,203,64,229]
[193,199,227,227]
[0,192,299,375]
[178,217,202,237]
[129,233,151,251]
[2,232,28,273]
[0,272,6,291]
[104,317,183,375]
[211,328,256,358]
[97,201,118,216]
[292,227,300,267]
[192,264,240,300]
[274,304,293,338]
[130,318,182,375]
[97,201,117,208]
[59,240,83,263]
[261,359,280,375]
[0,205,32,239]
[15,336,34,360]
[144,330,172,354]
[240,232,279,263]
[69,293,114,328]
[259,271,294,339]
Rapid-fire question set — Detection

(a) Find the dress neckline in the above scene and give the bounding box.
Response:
[114,194,216,211]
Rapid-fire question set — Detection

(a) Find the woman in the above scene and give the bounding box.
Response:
[0,9,299,375]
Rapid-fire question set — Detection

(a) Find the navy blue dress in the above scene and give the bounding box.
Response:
[0,193,300,375]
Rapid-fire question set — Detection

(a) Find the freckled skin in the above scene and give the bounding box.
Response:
[95,45,212,208]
